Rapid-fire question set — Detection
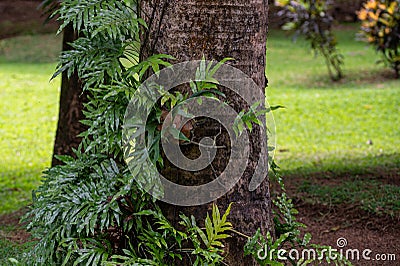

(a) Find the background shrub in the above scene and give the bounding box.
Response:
[275,0,344,81]
[357,0,400,78]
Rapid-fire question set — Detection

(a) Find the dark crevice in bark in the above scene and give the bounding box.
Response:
[149,0,169,56]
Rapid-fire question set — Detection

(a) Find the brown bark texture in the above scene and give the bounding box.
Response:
[141,1,273,265]
[51,24,86,166]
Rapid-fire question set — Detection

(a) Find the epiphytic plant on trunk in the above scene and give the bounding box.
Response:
[23,1,235,265]
[20,1,349,265]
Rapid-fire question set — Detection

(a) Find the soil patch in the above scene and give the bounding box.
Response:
[284,166,400,188]
[0,0,58,39]
[296,201,400,265]
[0,208,31,244]
[282,167,400,265]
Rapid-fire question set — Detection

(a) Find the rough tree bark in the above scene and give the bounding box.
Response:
[142,1,273,265]
[51,24,86,166]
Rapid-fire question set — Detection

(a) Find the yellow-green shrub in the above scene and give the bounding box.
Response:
[358,0,400,77]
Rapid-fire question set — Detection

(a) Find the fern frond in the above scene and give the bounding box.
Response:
[204,203,233,248]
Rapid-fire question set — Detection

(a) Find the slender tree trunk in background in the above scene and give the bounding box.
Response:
[142,1,273,264]
[51,24,86,166]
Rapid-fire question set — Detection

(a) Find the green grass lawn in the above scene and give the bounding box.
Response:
[267,26,400,175]
[0,24,399,264]
[0,25,399,217]
[267,25,400,215]
[0,34,61,214]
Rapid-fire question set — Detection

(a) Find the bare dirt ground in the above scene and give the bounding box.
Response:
[283,171,400,266]
[2,198,399,265]
[0,209,30,244]
[296,202,400,265]
[0,0,58,39]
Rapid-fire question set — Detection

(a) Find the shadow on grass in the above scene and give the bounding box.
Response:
[280,152,400,178]
[279,153,400,217]
[0,34,61,64]
[0,20,57,40]
[0,167,44,215]
[0,237,34,266]
[297,68,400,90]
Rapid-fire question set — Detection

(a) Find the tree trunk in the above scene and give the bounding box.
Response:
[142,1,273,265]
[51,24,86,166]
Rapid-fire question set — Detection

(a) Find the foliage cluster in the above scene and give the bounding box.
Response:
[21,0,235,265]
[357,0,400,78]
[275,0,344,81]
[14,0,350,265]
[243,164,351,266]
